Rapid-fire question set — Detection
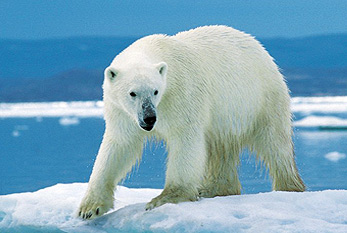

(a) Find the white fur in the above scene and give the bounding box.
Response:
[78,25,305,219]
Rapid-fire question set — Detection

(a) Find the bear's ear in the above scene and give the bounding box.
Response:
[155,62,168,77]
[105,67,118,81]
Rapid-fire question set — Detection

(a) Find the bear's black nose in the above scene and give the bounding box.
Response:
[144,116,156,125]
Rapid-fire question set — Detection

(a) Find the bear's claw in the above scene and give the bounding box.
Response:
[78,207,100,219]
[78,206,102,220]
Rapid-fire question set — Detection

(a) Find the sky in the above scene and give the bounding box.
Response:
[0,0,347,40]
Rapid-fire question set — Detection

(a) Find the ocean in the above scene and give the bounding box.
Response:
[0,97,347,195]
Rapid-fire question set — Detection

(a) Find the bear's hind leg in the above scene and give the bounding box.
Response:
[253,124,305,192]
[199,137,241,198]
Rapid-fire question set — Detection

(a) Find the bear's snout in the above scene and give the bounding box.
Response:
[139,98,157,131]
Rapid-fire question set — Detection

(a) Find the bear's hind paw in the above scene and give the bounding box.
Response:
[145,187,198,210]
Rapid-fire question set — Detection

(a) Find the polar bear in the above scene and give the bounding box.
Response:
[78,25,305,219]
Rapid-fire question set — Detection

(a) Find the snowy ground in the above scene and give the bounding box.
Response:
[0,183,346,233]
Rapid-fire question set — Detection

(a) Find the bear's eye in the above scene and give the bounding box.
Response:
[129,92,137,97]
[154,90,158,96]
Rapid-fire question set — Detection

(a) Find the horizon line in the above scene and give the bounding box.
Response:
[1,31,347,42]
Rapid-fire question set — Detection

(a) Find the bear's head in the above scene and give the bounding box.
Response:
[103,61,168,132]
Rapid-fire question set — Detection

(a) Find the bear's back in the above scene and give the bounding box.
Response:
[170,26,288,135]
[173,25,258,49]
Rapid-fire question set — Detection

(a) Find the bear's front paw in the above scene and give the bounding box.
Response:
[145,186,198,210]
[78,192,114,220]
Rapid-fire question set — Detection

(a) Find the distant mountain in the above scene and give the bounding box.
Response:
[284,67,347,96]
[261,34,347,69]
[0,37,139,79]
[1,34,347,79]
[0,69,104,102]
[0,34,346,102]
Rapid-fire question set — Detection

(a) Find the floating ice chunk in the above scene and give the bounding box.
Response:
[59,117,80,126]
[12,130,20,137]
[324,152,346,162]
[11,125,29,137]
[15,125,29,130]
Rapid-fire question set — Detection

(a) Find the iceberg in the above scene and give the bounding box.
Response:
[0,183,346,232]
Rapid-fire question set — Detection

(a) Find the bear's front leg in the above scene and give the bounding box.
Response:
[78,134,142,219]
[146,131,206,210]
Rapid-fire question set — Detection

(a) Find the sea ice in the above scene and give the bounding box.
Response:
[0,183,346,232]
[293,116,347,128]
[291,96,347,113]
[1,96,347,119]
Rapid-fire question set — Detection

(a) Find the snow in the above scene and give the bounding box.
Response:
[325,152,347,162]
[0,184,346,232]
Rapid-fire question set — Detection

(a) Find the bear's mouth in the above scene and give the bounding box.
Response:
[140,123,155,131]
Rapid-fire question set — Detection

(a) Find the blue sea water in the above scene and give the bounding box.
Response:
[1,109,346,195]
